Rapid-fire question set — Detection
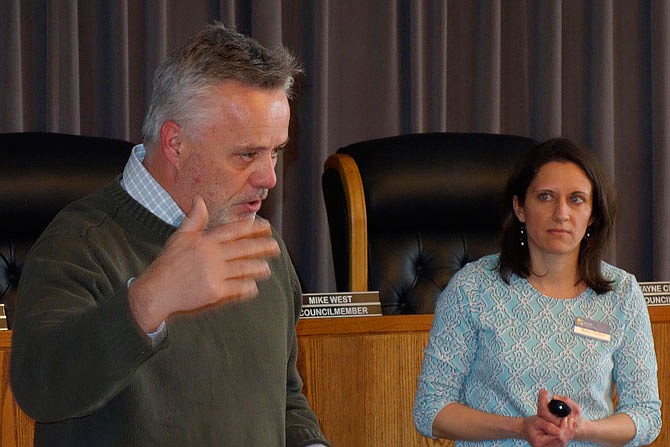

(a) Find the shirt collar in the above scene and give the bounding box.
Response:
[120,144,185,227]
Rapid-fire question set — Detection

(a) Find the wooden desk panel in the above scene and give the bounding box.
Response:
[297,315,451,447]
[1,308,669,447]
[0,331,33,447]
[651,320,670,447]
[298,311,670,447]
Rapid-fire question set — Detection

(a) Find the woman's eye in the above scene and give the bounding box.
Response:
[538,192,551,201]
[570,195,585,204]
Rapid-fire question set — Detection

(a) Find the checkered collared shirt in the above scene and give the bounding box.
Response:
[120,144,175,342]
[120,144,185,227]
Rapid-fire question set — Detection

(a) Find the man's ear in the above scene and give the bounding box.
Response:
[159,121,183,167]
[513,195,525,223]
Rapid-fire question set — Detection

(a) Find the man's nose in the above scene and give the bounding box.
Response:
[250,153,277,190]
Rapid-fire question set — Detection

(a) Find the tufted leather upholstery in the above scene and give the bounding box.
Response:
[0,132,134,327]
[322,132,536,314]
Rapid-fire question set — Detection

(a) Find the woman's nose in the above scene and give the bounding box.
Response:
[553,199,569,222]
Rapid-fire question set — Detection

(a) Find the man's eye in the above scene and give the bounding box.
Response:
[240,152,257,161]
[271,148,279,159]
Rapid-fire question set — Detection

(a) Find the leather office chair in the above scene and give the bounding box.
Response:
[0,132,135,327]
[322,132,536,314]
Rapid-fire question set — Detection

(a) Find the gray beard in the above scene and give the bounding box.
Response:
[208,189,267,227]
[210,205,257,228]
[211,205,234,226]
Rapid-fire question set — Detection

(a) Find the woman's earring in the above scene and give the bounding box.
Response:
[584,226,592,240]
[520,224,527,247]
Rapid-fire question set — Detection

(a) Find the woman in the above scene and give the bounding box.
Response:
[414,138,661,446]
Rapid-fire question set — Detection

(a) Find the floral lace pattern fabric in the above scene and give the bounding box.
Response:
[413,254,661,447]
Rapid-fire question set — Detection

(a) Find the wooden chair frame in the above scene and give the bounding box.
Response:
[324,153,368,291]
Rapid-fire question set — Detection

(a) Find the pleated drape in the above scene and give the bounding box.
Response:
[1,0,668,291]
[651,0,670,277]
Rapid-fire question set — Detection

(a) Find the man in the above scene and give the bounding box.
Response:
[10,23,330,447]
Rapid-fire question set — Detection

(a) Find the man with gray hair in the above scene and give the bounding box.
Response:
[10,23,330,446]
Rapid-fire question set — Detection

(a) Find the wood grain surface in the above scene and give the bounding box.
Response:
[2,310,669,447]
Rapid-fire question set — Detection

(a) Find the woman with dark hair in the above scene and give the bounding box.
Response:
[414,138,660,446]
[499,138,616,294]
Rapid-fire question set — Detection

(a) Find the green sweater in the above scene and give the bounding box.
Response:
[10,180,329,446]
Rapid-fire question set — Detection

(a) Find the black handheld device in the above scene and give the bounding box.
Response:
[548,399,571,418]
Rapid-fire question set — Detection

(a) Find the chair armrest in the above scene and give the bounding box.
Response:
[324,153,368,291]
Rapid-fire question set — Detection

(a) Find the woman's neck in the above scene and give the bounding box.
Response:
[527,251,585,299]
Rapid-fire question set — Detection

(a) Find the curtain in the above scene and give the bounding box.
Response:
[1,0,668,292]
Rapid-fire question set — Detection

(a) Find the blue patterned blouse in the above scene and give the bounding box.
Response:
[413,254,661,446]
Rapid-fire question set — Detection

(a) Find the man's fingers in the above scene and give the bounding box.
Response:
[177,195,209,233]
[210,216,274,241]
[219,237,280,262]
[205,218,280,259]
[221,278,261,302]
[197,255,273,290]
[199,259,272,303]
[223,258,273,281]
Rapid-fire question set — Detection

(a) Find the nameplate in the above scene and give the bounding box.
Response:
[640,281,670,306]
[0,304,7,331]
[300,291,382,319]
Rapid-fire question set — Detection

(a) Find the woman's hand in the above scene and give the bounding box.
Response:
[522,389,579,447]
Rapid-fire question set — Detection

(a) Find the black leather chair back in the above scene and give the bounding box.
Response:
[323,132,536,314]
[0,132,134,327]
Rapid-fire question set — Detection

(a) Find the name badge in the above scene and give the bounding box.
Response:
[573,317,611,342]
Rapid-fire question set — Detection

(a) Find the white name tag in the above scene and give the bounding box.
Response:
[573,317,611,342]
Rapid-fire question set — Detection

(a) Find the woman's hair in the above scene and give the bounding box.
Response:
[498,138,616,294]
[142,22,302,150]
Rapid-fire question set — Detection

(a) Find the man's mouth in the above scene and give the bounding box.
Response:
[236,191,268,212]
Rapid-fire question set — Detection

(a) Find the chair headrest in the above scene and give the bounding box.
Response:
[0,132,134,240]
[0,132,134,324]
[337,132,536,231]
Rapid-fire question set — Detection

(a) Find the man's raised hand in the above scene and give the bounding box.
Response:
[128,195,280,332]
